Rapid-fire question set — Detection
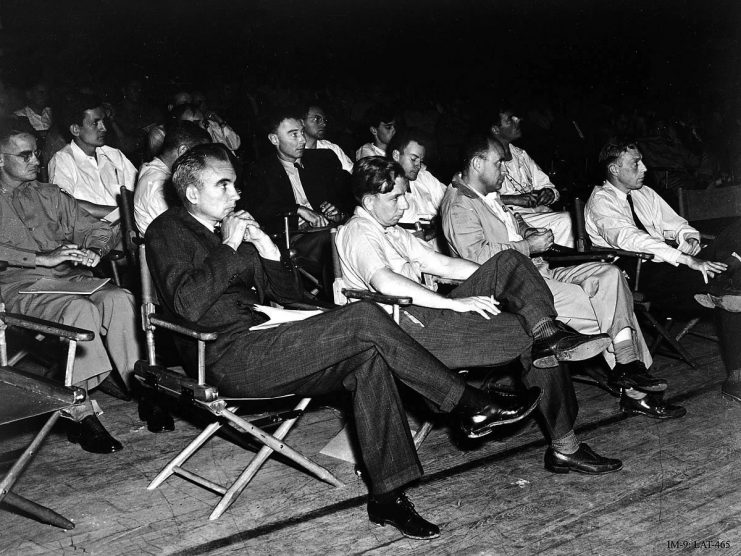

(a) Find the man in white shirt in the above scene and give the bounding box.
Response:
[13,81,53,132]
[49,93,137,219]
[586,138,741,403]
[490,105,574,247]
[356,103,397,160]
[302,104,354,173]
[441,133,684,419]
[134,120,210,234]
[338,156,625,476]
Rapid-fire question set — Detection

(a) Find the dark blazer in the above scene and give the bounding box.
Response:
[145,206,301,380]
[241,149,352,233]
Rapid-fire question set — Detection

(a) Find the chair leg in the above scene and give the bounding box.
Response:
[675,317,701,342]
[212,400,343,520]
[640,309,698,369]
[147,419,225,490]
[413,421,434,450]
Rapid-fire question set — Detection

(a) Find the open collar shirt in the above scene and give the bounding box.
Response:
[500,144,560,212]
[134,157,171,234]
[585,180,700,265]
[399,167,447,224]
[48,141,137,206]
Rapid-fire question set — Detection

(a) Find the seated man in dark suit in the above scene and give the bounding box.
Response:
[145,143,540,541]
[242,108,353,296]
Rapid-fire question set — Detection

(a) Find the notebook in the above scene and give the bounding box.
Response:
[19,278,111,295]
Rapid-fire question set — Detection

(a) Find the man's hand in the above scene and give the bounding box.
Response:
[680,254,727,283]
[524,228,554,254]
[36,244,92,268]
[678,237,702,256]
[536,188,557,206]
[77,248,101,268]
[319,201,343,223]
[297,206,329,227]
[501,192,539,208]
[446,295,501,319]
[221,211,251,250]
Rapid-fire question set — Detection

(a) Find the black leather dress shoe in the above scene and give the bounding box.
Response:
[544,443,622,475]
[620,393,687,419]
[532,322,611,368]
[608,361,667,393]
[67,415,123,454]
[368,492,440,540]
[138,398,175,433]
[459,387,542,439]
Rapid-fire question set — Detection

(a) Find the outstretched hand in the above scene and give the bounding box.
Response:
[446,295,501,319]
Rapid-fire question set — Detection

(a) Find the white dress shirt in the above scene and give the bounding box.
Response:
[278,158,314,220]
[49,142,137,206]
[355,143,385,160]
[14,106,53,131]
[399,168,447,224]
[316,139,354,173]
[134,157,171,234]
[585,181,700,265]
[500,144,560,212]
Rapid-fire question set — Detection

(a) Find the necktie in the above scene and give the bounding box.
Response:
[627,193,649,233]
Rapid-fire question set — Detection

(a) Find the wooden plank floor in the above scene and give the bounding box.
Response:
[2,324,739,555]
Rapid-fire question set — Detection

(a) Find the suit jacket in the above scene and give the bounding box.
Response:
[242,149,352,233]
[145,206,301,381]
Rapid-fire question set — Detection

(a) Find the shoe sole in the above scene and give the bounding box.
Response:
[465,389,543,439]
[554,336,612,363]
[368,517,440,540]
[545,462,623,475]
[695,293,741,312]
[621,407,687,420]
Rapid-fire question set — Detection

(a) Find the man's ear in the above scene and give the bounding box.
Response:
[471,155,483,174]
[185,184,199,205]
[176,144,189,157]
[369,126,378,139]
[391,149,401,162]
[69,123,81,138]
[268,133,279,147]
[490,124,501,137]
[360,194,374,212]
[608,162,620,177]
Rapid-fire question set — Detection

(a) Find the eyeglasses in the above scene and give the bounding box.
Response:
[308,115,328,124]
[0,149,41,162]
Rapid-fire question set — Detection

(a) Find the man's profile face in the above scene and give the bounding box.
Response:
[303,107,327,140]
[394,140,425,181]
[73,107,107,148]
[0,133,40,183]
[612,147,647,192]
[186,158,241,225]
[365,176,409,227]
[493,111,522,143]
[371,120,396,147]
[270,118,306,162]
[479,141,506,193]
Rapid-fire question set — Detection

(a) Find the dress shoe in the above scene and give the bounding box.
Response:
[608,361,667,393]
[459,387,542,439]
[544,443,622,475]
[67,415,123,454]
[695,291,741,312]
[138,398,175,433]
[620,392,687,419]
[532,322,611,368]
[368,491,440,540]
[721,378,741,403]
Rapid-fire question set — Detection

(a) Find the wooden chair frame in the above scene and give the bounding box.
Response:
[135,244,343,521]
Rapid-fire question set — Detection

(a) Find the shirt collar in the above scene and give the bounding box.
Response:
[70,140,103,161]
[602,180,628,201]
[354,205,397,234]
[187,210,218,233]
[278,156,302,171]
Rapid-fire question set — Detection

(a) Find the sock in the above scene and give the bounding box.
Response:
[551,430,579,455]
[455,385,491,413]
[728,369,741,383]
[372,488,401,504]
[614,339,639,365]
[532,318,558,340]
[624,388,645,400]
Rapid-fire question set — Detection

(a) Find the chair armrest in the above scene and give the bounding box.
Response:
[149,313,219,341]
[0,312,94,342]
[106,250,126,262]
[543,252,619,265]
[589,246,654,261]
[342,289,412,306]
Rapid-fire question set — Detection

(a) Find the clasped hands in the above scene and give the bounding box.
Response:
[37,244,101,268]
[297,202,343,229]
[506,188,556,208]
[221,210,281,259]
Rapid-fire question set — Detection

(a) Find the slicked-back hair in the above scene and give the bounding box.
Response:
[161,120,211,153]
[264,106,305,135]
[0,118,34,150]
[386,127,430,159]
[60,92,103,135]
[171,143,232,204]
[351,156,406,204]
[364,103,397,129]
[460,132,503,172]
[598,138,639,175]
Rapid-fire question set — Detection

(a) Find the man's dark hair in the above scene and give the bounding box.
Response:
[351,156,406,203]
[0,118,34,149]
[59,92,103,134]
[169,103,202,122]
[264,106,305,135]
[460,132,503,172]
[364,103,397,129]
[162,120,211,153]
[386,127,430,159]
[598,138,639,175]
[171,143,232,203]
[300,100,323,119]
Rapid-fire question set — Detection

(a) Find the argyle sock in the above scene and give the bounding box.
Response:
[532,318,559,340]
[551,430,579,455]
[614,339,640,365]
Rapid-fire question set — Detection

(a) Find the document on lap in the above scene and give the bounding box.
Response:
[248,304,323,330]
